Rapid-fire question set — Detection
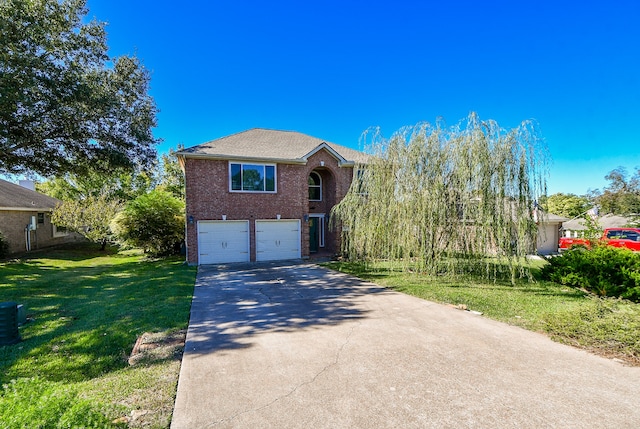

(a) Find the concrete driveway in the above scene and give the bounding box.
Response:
[171,261,640,429]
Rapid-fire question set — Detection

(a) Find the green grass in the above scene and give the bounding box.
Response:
[324,260,640,365]
[0,244,196,428]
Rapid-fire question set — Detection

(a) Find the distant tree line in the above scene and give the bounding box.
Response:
[541,167,640,226]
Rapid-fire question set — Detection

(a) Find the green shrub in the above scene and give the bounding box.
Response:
[0,377,113,428]
[0,230,9,258]
[111,190,185,256]
[541,245,640,301]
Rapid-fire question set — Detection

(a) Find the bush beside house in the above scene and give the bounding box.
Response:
[111,190,185,256]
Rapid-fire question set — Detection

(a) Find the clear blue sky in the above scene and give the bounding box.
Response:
[86,0,640,196]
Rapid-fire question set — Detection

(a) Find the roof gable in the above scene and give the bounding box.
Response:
[178,128,369,165]
[302,142,348,164]
[0,179,61,211]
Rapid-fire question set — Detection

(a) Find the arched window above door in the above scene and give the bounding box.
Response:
[308,171,322,201]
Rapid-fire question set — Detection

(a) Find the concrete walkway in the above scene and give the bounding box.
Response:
[171,261,640,428]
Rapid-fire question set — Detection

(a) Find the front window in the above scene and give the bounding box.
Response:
[230,163,276,192]
[53,224,69,238]
[309,171,322,201]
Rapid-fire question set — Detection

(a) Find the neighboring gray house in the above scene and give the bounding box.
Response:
[562,214,633,238]
[0,179,74,254]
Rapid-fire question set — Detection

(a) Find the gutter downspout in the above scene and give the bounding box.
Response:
[25,225,30,252]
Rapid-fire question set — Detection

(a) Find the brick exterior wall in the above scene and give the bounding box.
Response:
[183,148,354,264]
[0,210,74,254]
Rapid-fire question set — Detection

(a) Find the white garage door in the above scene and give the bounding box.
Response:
[255,220,301,262]
[198,220,249,264]
[537,223,559,255]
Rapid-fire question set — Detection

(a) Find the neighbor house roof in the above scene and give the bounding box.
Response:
[563,214,632,230]
[177,128,369,166]
[0,179,61,211]
[538,211,569,224]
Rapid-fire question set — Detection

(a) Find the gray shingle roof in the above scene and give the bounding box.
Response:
[0,179,61,211]
[539,211,569,224]
[563,214,632,230]
[177,128,369,165]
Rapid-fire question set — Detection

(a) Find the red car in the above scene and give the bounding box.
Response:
[559,228,640,252]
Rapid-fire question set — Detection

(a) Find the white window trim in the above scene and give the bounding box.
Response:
[309,213,325,248]
[309,171,322,201]
[229,162,278,193]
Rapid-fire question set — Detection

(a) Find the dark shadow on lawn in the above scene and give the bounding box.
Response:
[4,242,121,264]
[0,258,194,384]
[184,261,389,355]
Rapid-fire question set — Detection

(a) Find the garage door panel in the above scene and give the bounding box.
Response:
[256,220,301,262]
[198,220,249,264]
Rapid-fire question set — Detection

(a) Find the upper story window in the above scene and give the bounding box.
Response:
[309,171,322,201]
[230,162,276,192]
[353,168,367,196]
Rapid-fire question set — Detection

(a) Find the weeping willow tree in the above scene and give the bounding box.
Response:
[332,113,548,280]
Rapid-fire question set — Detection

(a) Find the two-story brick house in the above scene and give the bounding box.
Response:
[177,129,367,265]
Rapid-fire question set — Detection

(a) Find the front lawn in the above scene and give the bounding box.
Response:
[324,261,640,366]
[0,244,196,428]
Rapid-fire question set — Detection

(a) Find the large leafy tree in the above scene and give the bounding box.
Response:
[0,0,158,176]
[592,167,640,216]
[332,113,548,280]
[540,192,591,218]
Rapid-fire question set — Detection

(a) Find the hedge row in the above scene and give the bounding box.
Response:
[541,245,640,302]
